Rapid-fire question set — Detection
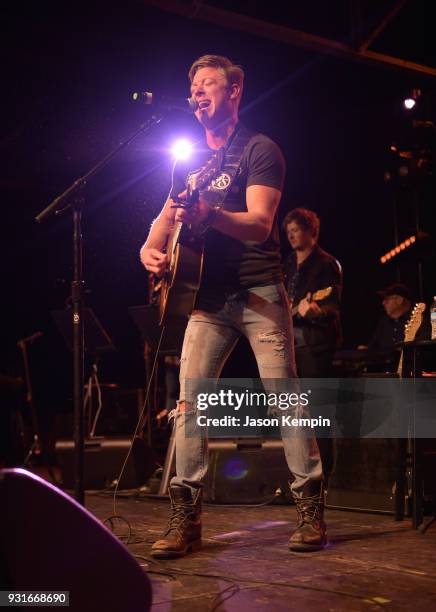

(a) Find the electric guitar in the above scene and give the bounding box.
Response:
[397,302,426,376]
[291,286,333,317]
[158,150,224,325]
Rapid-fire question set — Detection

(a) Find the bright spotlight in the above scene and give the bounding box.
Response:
[403,98,416,110]
[403,88,421,110]
[171,139,192,160]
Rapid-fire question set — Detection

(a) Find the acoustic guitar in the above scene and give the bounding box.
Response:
[158,150,224,325]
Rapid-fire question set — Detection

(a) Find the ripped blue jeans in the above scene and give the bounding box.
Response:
[169,283,323,496]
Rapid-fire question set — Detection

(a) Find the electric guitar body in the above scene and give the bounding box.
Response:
[291,286,333,317]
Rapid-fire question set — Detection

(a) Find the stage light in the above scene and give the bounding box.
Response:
[171,138,192,160]
[403,88,421,110]
[404,98,416,110]
[380,234,417,264]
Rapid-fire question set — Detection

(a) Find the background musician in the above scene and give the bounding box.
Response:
[283,208,343,378]
[283,207,342,484]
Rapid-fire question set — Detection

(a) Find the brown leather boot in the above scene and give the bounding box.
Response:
[288,480,327,551]
[151,486,202,558]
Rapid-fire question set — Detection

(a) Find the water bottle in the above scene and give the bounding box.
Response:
[431,296,436,340]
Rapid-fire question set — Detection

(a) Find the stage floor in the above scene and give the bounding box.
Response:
[84,491,436,611]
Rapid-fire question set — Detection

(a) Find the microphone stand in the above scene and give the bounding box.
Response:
[35,113,163,506]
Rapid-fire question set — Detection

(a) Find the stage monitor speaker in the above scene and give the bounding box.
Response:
[326,439,400,513]
[204,439,291,504]
[0,468,152,611]
[56,436,157,490]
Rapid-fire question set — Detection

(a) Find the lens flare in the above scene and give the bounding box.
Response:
[171,138,192,160]
[223,458,249,480]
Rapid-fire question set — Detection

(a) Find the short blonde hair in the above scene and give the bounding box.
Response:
[188,54,244,92]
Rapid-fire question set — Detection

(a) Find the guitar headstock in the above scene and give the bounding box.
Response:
[404,302,426,342]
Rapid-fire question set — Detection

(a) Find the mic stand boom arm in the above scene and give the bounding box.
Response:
[35,113,163,506]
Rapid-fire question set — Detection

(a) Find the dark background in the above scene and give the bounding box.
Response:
[1,1,435,435]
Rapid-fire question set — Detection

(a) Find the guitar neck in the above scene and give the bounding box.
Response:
[397,352,404,377]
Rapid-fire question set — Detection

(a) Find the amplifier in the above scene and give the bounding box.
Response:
[204,439,291,504]
[327,439,436,515]
[326,438,400,513]
[55,436,157,490]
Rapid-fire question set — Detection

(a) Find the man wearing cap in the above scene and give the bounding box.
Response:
[367,283,413,356]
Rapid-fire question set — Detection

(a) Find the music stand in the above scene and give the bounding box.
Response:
[52,308,115,356]
[52,308,116,438]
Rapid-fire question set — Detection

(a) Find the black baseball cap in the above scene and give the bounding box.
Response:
[377,282,412,300]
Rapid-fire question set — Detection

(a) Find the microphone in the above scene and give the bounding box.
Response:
[132,91,198,113]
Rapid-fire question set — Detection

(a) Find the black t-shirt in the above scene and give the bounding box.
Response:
[170,125,285,291]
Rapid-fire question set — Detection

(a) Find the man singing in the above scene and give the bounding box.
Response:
[140,55,326,557]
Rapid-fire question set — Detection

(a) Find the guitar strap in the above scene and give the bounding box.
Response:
[186,124,254,209]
